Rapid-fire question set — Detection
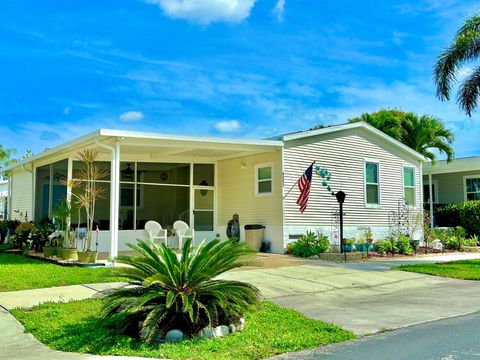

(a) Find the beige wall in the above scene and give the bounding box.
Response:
[217,150,283,251]
[283,128,422,227]
[10,167,34,221]
[424,170,480,204]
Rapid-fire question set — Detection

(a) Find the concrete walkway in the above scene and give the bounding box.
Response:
[222,255,480,335]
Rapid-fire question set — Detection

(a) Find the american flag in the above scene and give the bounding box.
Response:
[296,163,314,213]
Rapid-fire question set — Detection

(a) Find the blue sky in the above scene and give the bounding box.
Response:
[0,0,479,158]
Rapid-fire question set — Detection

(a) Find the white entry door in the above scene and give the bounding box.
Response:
[192,187,216,242]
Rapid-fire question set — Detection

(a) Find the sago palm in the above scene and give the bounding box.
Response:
[434,13,480,116]
[102,238,260,343]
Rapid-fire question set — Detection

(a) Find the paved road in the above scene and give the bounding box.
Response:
[272,312,480,360]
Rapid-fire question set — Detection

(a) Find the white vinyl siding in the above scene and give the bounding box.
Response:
[403,166,416,206]
[365,161,380,207]
[283,127,421,226]
[10,167,34,221]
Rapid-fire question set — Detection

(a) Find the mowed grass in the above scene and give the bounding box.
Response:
[0,253,121,292]
[395,259,480,280]
[11,300,355,360]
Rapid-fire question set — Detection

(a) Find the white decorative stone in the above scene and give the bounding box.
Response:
[236,317,245,332]
[214,325,230,337]
[200,327,215,339]
[229,324,236,333]
[165,329,184,342]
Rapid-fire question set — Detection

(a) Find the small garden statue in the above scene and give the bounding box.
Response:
[226,213,240,241]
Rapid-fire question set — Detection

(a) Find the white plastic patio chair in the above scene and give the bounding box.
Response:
[173,220,194,249]
[145,221,168,247]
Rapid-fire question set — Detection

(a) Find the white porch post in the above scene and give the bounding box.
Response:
[94,138,118,260]
[113,140,121,258]
[429,172,434,229]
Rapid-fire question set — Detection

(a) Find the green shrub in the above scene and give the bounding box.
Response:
[377,236,412,255]
[445,236,462,251]
[435,201,480,236]
[459,201,480,236]
[287,231,330,258]
[102,238,260,342]
[436,204,461,227]
[396,235,413,255]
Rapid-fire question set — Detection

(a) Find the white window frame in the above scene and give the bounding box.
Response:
[403,165,416,207]
[255,162,274,197]
[364,159,381,208]
[463,175,480,201]
[423,179,439,204]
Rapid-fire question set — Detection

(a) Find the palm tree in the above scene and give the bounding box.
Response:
[401,113,455,163]
[434,13,480,116]
[349,109,454,163]
[349,109,404,140]
[102,238,260,343]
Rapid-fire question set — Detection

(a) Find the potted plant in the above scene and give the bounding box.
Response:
[364,229,374,244]
[53,201,78,261]
[355,238,366,252]
[71,149,108,263]
[344,238,354,252]
[43,229,63,257]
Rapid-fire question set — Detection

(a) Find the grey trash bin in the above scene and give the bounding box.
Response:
[244,224,265,250]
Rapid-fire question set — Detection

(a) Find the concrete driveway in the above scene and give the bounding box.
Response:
[221,258,480,335]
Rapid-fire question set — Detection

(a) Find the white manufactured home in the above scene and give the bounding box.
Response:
[4,122,425,257]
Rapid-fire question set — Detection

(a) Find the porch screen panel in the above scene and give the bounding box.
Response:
[135,184,190,230]
[51,159,68,215]
[137,162,189,185]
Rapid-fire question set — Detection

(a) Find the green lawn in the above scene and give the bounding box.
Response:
[395,259,480,280]
[11,300,355,360]
[0,253,120,292]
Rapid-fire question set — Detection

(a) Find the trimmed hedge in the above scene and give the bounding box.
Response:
[436,201,480,236]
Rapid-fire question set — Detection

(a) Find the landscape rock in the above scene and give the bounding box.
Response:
[229,324,236,333]
[214,325,230,337]
[200,327,215,339]
[236,317,246,331]
[165,329,184,343]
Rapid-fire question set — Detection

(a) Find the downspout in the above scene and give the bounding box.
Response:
[94,138,118,260]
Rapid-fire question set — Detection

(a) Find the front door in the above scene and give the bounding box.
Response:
[192,187,215,243]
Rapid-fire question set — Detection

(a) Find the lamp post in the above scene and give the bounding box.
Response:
[335,190,346,261]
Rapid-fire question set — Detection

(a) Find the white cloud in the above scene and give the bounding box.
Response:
[119,111,144,122]
[214,119,241,132]
[145,0,257,25]
[63,106,71,115]
[272,0,285,22]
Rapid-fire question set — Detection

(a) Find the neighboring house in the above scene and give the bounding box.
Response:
[0,178,8,220]
[4,123,425,257]
[422,156,480,226]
